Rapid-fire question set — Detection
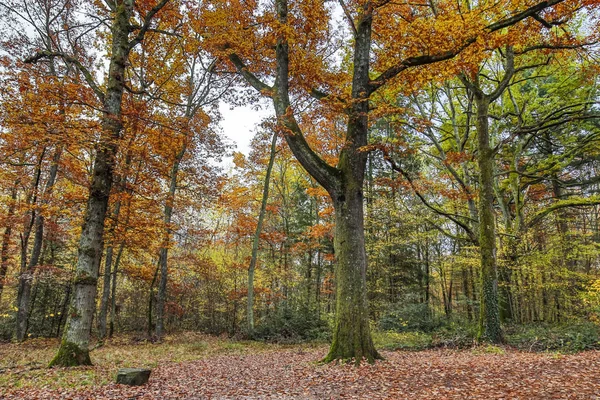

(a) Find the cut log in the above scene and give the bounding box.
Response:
[116,368,151,386]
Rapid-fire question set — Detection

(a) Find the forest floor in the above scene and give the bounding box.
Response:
[1,333,600,399]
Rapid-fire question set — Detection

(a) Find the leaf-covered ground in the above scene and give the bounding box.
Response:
[1,336,600,399]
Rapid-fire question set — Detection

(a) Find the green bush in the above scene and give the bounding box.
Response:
[372,330,433,351]
[252,308,330,343]
[505,322,600,352]
[431,321,478,348]
[0,312,15,342]
[379,302,441,333]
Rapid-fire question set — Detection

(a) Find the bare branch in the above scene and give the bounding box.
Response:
[338,0,357,37]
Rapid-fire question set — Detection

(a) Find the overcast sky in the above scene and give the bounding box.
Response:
[219,102,271,156]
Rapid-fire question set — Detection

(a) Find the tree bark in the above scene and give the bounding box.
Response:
[0,181,18,301]
[49,2,132,367]
[247,132,278,334]
[474,95,502,343]
[16,146,62,341]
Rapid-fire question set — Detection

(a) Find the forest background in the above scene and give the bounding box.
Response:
[0,0,600,368]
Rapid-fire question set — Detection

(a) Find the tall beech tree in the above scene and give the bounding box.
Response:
[25,0,172,366]
[204,0,577,362]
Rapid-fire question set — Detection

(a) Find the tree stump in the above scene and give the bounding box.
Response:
[116,368,151,386]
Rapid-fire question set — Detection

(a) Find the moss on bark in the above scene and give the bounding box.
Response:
[48,339,92,367]
[322,188,382,365]
[323,318,383,365]
[475,96,502,344]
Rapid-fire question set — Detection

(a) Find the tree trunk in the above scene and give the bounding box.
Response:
[98,233,117,341]
[247,131,278,334]
[0,181,18,301]
[148,262,159,337]
[49,2,133,367]
[109,241,125,338]
[155,146,184,339]
[17,146,62,341]
[475,96,502,343]
[323,184,380,363]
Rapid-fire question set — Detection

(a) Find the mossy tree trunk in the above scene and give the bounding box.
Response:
[474,95,502,343]
[28,0,171,367]
[47,1,133,367]
[461,48,514,343]
[323,181,380,363]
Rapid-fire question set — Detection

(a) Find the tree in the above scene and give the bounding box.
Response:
[204,0,577,362]
[153,28,228,338]
[247,130,278,333]
[24,0,173,366]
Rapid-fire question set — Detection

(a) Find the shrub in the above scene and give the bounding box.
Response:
[372,330,433,351]
[378,302,441,333]
[251,308,330,343]
[0,312,14,342]
[505,321,600,352]
[431,321,478,348]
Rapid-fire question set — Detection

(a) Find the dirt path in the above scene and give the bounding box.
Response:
[2,349,600,399]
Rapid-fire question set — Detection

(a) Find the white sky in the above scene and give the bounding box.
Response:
[219,102,271,155]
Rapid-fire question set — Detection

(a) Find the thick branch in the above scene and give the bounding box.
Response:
[268,0,341,195]
[369,0,566,93]
[487,0,565,32]
[517,41,598,54]
[228,53,273,94]
[24,51,105,102]
[527,196,600,228]
[128,0,170,49]
[369,38,476,93]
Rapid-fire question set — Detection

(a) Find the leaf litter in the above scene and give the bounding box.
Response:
[2,347,600,399]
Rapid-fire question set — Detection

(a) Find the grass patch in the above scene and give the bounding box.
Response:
[472,344,506,355]
[0,332,273,391]
[373,330,433,351]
